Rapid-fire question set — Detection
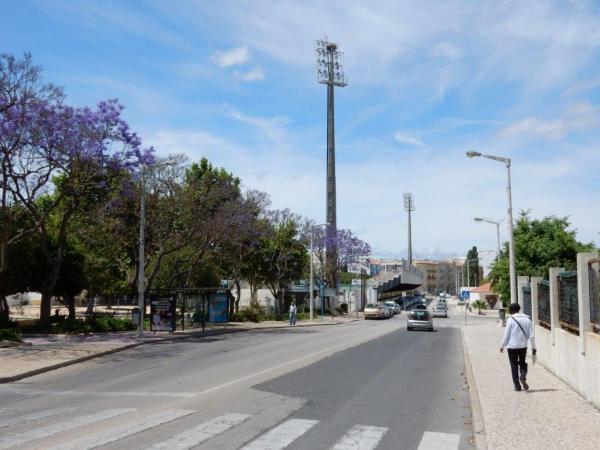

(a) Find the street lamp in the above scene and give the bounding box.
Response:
[309,223,329,321]
[137,159,177,337]
[473,217,501,261]
[466,151,517,306]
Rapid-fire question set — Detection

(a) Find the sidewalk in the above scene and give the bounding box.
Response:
[0,315,361,383]
[461,311,600,450]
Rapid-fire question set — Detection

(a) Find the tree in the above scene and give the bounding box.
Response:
[218,190,270,314]
[305,226,371,286]
[0,53,64,320]
[261,209,308,314]
[489,212,594,304]
[465,246,480,287]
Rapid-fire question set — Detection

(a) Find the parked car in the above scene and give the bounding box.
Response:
[364,303,385,320]
[407,309,434,331]
[384,301,401,315]
[381,304,394,318]
[432,304,448,318]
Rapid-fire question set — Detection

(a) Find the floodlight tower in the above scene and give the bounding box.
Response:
[316,39,347,289]
[403,193,415,266]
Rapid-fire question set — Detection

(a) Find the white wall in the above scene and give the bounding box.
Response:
[530,253,600,409]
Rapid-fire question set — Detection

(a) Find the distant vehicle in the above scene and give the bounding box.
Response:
[433,305,448,318]
[384,301,401,315]
[413,304,428,310]
[364,303,385,320]
[407,309,434,331]
[381,303,394,318]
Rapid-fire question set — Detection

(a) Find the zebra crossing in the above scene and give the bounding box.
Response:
[0,406,463,449]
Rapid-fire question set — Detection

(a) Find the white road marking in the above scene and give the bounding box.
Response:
[0,408,134,449]
[0,406,77,428]
[417,431,461,450]
[50,409,195,450]
[241,418,319,450]
[199,329,391,396]
[147,413,251,450]
[2,387,196,398]
[332,424,388,450]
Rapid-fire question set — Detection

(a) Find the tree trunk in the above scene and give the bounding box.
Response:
[86,295,96,315]
[0,294,8,321]
[40,291,53,325]
[234,280,241,313]
[66,295,76,320]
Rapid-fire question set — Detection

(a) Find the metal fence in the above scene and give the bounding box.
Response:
[522,285,532,318]
[589,262,600,333]
[537,280,551,329]
[558,271,579,334]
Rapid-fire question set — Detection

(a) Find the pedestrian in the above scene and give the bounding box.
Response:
[500,303,537,391]
[289,301,297,326]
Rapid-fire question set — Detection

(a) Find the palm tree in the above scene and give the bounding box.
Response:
[472,300,487,315]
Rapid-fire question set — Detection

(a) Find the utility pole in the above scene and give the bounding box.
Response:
[403,193,415,266]
[137,168,146,338]
[316,39,347,292]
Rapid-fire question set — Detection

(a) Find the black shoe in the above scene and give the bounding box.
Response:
[520,374,529,391]
[514,386,522,391]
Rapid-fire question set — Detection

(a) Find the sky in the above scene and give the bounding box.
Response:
[2,0,600,260]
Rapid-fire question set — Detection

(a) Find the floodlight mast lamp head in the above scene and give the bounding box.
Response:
[315,39,348,87]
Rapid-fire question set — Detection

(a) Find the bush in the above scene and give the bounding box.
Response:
[0,328,21,341]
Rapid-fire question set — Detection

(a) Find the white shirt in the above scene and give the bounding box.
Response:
[289,305,297,314]
[500,313,536,350]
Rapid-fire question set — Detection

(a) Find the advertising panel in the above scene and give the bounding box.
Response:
[150,298,176,332]
[208,292,229,323]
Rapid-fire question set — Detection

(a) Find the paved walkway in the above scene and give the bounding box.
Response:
[460,306,600,450]
[0,316,360,382]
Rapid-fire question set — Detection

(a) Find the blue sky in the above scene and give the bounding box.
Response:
[3,0,600,261]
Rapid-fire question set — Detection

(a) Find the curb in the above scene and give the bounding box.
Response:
[0,318,360,383]
[460,326,487,450]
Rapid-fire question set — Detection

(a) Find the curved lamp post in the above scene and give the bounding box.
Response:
[466,151,517,305]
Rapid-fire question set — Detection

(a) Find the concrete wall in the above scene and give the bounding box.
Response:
[529,252,600,408]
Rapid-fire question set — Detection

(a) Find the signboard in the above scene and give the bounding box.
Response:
[460,290,470,300]
[150,298,176,332]
[208,292,229,323]
[351,279,362,286]
[324,288,337,297]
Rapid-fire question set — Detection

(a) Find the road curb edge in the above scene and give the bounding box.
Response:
[460,326,487,450]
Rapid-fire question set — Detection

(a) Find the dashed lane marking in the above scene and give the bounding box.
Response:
[0,408,134,449]
[241,418,319,450]
[49,409,195,450]
[146,413,251,450]
[417,431,461,450]
[332,424,389,450]
[0,406,77,428]
[1,387,197,398]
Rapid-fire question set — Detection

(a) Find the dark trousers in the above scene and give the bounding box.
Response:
[507,348,528,388]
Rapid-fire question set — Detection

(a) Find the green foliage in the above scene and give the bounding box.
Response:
[471,300,487,314]
[14,317,135,335]
[0,328,21,341]
[465,246,480,287]
[339,272,357,285]
[489,212,594,304]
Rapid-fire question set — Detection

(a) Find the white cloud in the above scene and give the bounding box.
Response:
[393,132,426,147]
[501,101,600,140]
[432,42,463,60]
[212,46,250,68]
[229,109,289,144]
[234,67,266,82]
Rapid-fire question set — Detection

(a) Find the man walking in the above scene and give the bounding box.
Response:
[500,303,536,391]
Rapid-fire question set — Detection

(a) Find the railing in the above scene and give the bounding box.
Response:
[558,271,579,335]
[537,280,551,329]
[589,262,600,333]
[522,285,532,318]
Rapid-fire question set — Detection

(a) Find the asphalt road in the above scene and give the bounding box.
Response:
[0,304,473,449]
